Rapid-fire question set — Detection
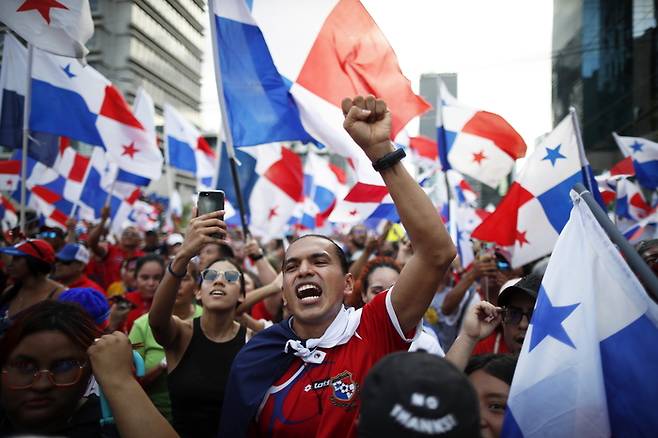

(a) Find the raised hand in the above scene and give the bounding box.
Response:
[342,95,394,161]
[177,209,228,260]
[460,301,502,342]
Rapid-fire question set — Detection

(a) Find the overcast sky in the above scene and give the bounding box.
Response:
[200,0,554,152]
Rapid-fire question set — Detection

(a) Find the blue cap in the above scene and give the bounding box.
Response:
[56,243,90,264]
[58,288,110,325]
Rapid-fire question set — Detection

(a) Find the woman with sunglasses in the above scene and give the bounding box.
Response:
[149,209,249,438]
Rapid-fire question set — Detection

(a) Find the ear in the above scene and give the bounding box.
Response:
[342,272,354,298]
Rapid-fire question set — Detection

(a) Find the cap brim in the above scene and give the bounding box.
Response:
[0,247,27,257]
[498,285,538,306]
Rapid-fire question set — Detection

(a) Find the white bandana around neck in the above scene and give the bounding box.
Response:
[284,304,363,364]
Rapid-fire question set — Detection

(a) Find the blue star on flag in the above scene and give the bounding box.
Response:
[62,64,76,79]
[529,285,580,352]
[630,141,643,153]
[542,144,567,167]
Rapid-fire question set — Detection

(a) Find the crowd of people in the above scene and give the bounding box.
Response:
[0,95,655,438]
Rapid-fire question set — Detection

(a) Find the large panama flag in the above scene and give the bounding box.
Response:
[503,191,658,437]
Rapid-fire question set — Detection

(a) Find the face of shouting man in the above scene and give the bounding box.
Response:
[282,236,353,339]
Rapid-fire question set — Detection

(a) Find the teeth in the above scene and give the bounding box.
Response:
[298,284,315,292]
[210,290,226,296]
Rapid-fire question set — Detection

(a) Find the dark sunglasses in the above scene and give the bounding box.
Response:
[200,269,241,284]
[38,231,58,239]
[503,306,533,325]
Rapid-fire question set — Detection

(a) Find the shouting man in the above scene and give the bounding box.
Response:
[220,96,461,437]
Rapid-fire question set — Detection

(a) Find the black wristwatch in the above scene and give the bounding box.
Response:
[372,148,406,172]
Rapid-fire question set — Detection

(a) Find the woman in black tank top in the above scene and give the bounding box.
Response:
[148,211,250,437]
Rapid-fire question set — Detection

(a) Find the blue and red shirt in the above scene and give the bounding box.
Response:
[249,291,415,438]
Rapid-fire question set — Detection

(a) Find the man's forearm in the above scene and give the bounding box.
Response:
[379,151,454,263]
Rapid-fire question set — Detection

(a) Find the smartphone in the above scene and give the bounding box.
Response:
[109,295,136,311]
[197,190,225,218]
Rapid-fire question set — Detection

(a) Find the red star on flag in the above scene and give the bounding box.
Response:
[516,230,529,247]
[349,209,358,216]
[268,207,278,220]
[472,150,487,164]
[121,142,139,159]
[5,180,13,187]
[16,0,68,24]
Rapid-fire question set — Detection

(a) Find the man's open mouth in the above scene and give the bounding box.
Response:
[296,283,322,304]
[209,289,227,297]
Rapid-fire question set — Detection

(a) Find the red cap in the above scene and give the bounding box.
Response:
[0,239,56,264]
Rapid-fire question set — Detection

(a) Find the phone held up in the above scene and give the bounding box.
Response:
[197,190,225,238]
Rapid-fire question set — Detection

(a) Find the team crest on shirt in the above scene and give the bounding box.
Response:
[329,371,359,409]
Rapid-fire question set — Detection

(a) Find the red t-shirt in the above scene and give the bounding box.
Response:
[251,301,274,321]
[472,330,510,355]
[123,291,151,333]
[69,275,106,296]
[250,291,415,438]
[87,244,144,290]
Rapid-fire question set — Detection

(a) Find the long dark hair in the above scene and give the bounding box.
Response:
[0,301,101,367]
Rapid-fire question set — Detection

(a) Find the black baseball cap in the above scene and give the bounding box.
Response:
[497,273,542,307]
[359,352,480,438]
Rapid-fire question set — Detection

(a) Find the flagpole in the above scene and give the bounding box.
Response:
[208,0,250,239]
[19,43,34,235]
[570,107,595,194]
[573,183,658,301]
[162,123,177,220]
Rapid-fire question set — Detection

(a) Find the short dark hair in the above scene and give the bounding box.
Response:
[465,353,518,386]
[287,234,349,274]
[0,301,101,367]
[25,255,53,276]
[203,257,246,296]
[134,254,165,277]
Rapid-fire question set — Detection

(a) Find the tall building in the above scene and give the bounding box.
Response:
[552,0,658,170]
[418,73,458,140]
[88,0,205,127]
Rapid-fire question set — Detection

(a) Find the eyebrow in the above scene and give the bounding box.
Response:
[284,251,332,265]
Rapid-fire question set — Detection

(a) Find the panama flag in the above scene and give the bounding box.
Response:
[215,142,303,239]
[622,207,658,242]
[243,144,303,239]
[0,34,61,166]
[503,191,658,438]
[614,177,652,233]
[0,160,21,192]
[0,0,93,59]
[164,104,216,190]
[291,151,348,230]
[437,78,527,188]
[472,114,588,268]
[613,132,658,189]
[0,194,18,230]
[28,45,163,182]
[212,0,428,179]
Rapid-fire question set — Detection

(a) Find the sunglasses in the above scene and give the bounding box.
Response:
[200,269,241,284]
[38,231,58,239]
[503,306,533,325]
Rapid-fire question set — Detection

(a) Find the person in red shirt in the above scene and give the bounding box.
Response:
[219,96,501,438]
[472,274,541,355]
[87,206,144,289]
[52,243,105,295]
[108,254,164,333]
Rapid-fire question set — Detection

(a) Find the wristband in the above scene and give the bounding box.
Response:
[167,261,186,279]
[249,253,264,261]
[372,148,406,172]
